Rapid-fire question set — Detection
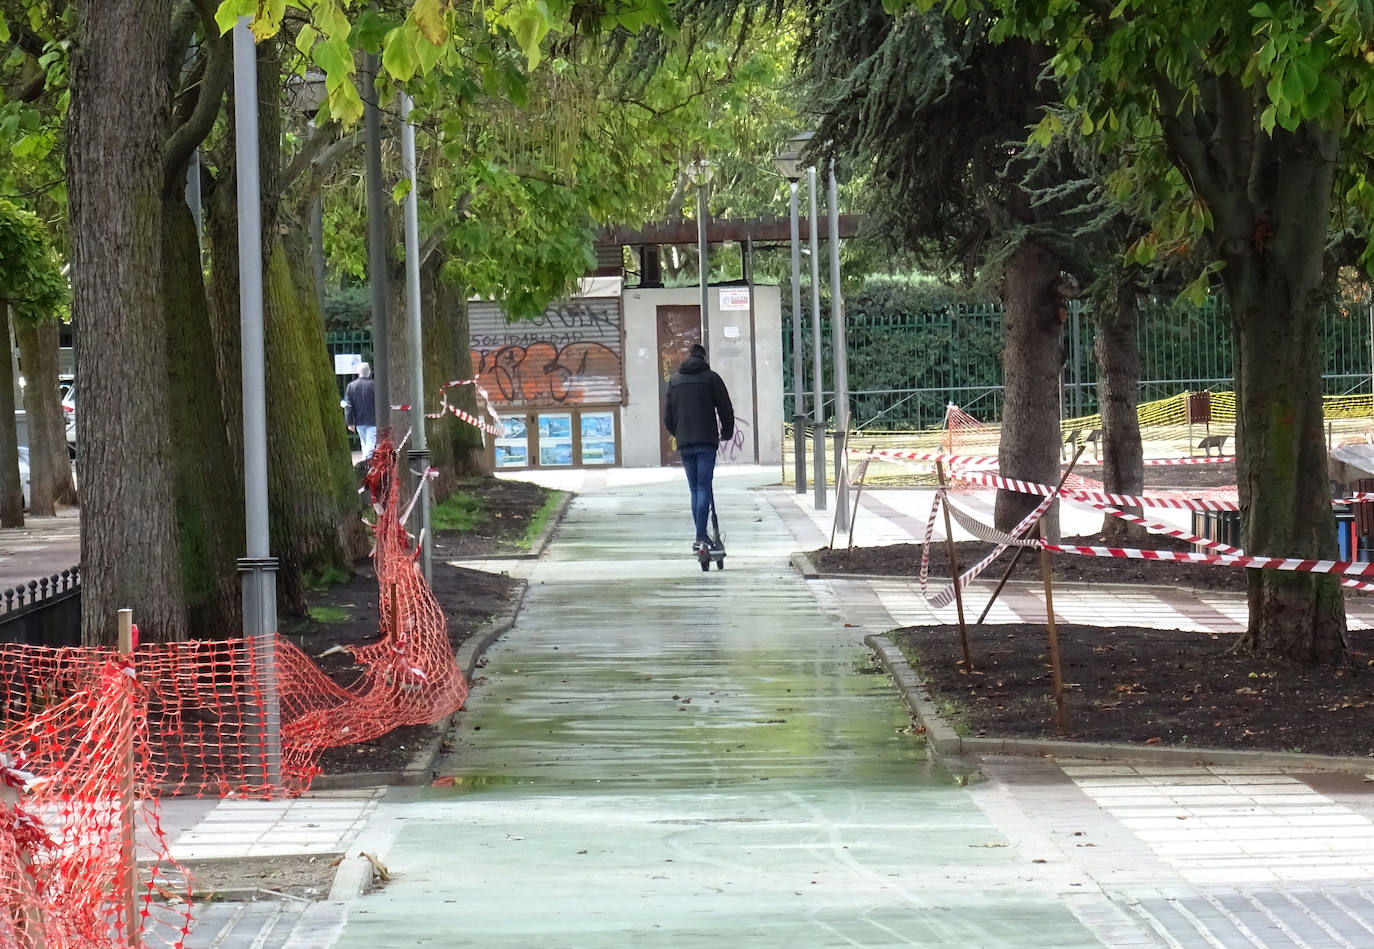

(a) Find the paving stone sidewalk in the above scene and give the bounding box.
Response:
[780,485,1374,948]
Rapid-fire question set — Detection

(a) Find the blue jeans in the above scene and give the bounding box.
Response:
[357,425,377,458]
[679,445,717,542]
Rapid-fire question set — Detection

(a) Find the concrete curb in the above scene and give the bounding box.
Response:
[313,585,532,907]
[316,498,563,912]
[790,551,820,579]
[865,632,1374,777]
[796,558,1223,594]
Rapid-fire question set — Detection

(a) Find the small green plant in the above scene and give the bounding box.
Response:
[308,605,351,623]
[938,699,973,737]
[516,491,565,550]
[304,565,351,592]
[431,491,485,532]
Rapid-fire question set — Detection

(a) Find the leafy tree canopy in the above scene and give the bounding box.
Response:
[0,197,67,322]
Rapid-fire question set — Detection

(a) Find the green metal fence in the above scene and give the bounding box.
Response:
[782,297,1374,431]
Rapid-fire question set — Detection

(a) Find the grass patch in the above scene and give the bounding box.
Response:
[517,491,565,550]
[304,565,351,592]
[431,491,484,531]
[308,605,351,623]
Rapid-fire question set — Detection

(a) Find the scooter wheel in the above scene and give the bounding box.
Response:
[715,558,724,570]
[700,558,710,572]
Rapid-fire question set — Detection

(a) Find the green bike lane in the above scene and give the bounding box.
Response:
[329,470,1142,948]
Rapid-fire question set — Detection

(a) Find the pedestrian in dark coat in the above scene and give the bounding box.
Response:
[664,344,735,550]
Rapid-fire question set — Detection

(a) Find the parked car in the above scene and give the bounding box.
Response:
[59,376,75,456]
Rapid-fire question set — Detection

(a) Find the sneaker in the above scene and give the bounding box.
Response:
[692,540,708,554]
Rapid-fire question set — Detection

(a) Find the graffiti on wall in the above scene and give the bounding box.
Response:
[471,300,623,406]
[718,418,749,462]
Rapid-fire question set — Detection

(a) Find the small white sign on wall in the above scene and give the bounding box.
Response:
[718,288,751,311]
[335,353,362,375]
[723,326,741,339]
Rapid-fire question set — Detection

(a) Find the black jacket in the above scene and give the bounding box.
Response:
[664,355,734,449]
[344,377,376,427]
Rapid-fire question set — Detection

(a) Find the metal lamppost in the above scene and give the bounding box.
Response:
[688,158,713,346]
[363,49,390,431]
[232,17,280,788]
[827,161,851,533]
[400,93,432,583]
[772,138,808,494]
[807,164,826,511]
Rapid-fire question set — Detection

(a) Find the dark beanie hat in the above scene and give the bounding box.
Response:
[689,344,707,358]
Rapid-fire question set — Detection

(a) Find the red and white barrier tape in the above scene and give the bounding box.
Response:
[1076,455,1236,466]
[393,378,504,437]
[919,488,943,597]
[944,496,1040,549]
[927,491,1055,608]
[962,470,1241,512]
[1041,543,1374,580]
[859,448,1000,469]
[856,447,1237,471]
[1080,497,1374,593]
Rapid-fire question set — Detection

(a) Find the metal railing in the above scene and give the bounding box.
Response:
[0,566,81,647]
[783,296,1374,430]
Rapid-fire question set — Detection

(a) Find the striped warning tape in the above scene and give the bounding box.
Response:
[962,471,1241,511]
[1077,456,1236,466]
[1077,497,1374,593]
[393,379,504,437]
[858,448,1000,468]
[856,447,1237,469]
[944,496,1040,548]
[927,492,1055,609]
[919,488,943,597]
[1040,543,1374,580]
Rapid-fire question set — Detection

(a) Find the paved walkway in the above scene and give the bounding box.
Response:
[321,468,1134,947]
[14,473,1374,946]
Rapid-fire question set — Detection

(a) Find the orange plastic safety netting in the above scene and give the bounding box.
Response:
[276,433,469,787]
[0,652,193,948]
[0,436,467,945]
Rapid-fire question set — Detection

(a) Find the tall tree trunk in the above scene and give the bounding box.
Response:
[421,253,485,499]
[262,237,358,613]
[15,319,75,514]
[68,0,186,644]
[995,239,1064,539]
[1093,273,1146,545]
[282,212,368,567]
[164,196,244,636]
[1219,130,1345,663]
[0,307,22,527]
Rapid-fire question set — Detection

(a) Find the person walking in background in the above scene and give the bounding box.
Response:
[344,362,377,459]
[664,344,735,553]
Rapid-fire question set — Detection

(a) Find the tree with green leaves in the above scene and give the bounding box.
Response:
[939,0,1374,662]
[792,2,1096,535]
[0,200,65,526]
[1,3,78,516]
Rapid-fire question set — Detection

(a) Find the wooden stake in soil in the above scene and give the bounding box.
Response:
[1035,526,1068,735]
[976,443,1087,624]
[117,608,140,948]
[936,461,973,672]
[846,456,872,553]
[828,432,853,551]
[390,583,399,638]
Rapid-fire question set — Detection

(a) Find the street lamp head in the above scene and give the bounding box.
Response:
[772,130,815,182]
[687,157,714,186]
[772,150,802,181]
